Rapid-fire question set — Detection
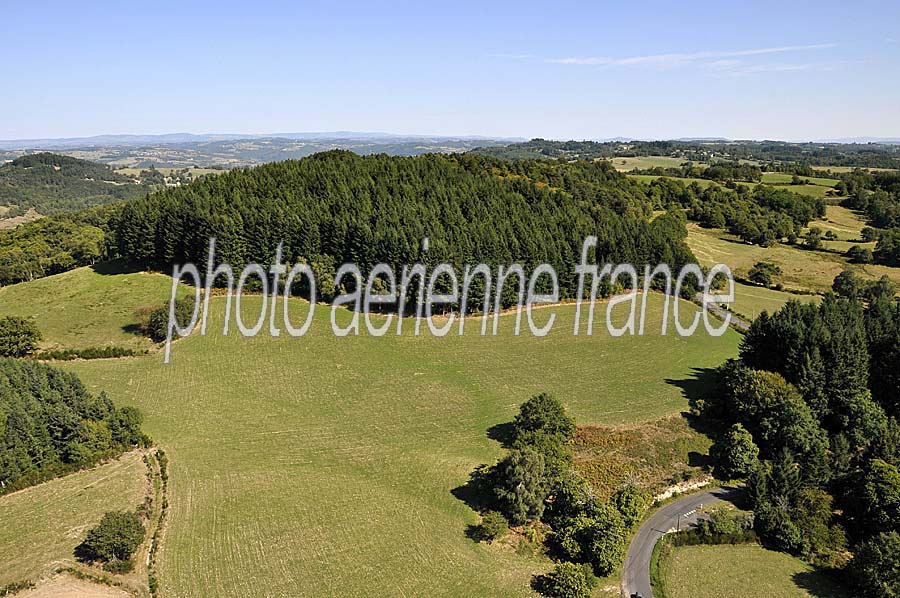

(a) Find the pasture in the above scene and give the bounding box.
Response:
[687,222,900,293]
[0,451,147,588]
[657,544,850,598]
[115,167,223,178]
[609,156,687,171]
[760,172,840,187]
[728,282,820,321]
[0,265,188,350]
[44,279,739,597]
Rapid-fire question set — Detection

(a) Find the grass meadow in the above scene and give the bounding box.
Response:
[0,265,189,350]
[0,451,148,588]
[608,156,687,171]
[35,284,740,597]
[658,544,850,598]
[687,221,900,293]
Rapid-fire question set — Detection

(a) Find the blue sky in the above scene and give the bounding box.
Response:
[3,0,899,141]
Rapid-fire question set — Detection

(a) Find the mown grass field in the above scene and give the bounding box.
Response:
[37,274,740,597]
[628,174,719,188]
[760,172,840,187]
[609,156,687,171]
[687,222,900,293]
[629,173,836,199]
[115,167,224,178]
[658,544,850,598]
[729,281,821,321]
[0,265,189,351]
[0,450,147,588]
[812,165,899,173]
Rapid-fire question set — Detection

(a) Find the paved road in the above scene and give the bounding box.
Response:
[707,302,750,331]
[620,486,743,598]
[696,293,751,332]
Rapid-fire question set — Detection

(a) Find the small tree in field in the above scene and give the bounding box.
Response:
[76,511,145,565]
[748,262,782,288]
[0,316,41,357]
[473,510,508,542]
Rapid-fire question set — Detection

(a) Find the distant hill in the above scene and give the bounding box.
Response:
[472,138,900,168]
[0,134,520,169]
[0,153,146,216]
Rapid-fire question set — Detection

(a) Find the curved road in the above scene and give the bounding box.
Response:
[621,486,743,597]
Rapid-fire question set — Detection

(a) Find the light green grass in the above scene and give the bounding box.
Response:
[659,544,850,598]
[760,172,840,187]
[807,205,867,241]
[115,167,223,178]
[729,282,820,321]
[0,265,189,350]
[687,222,900,293]
[0,450,147,586]
[812,165,899,173]
[628,174,719,188]
[609,156,688,172]
[52,288,739,597]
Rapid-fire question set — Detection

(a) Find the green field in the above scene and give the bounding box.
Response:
[609,156,687,172]
[658,544,849,598]
[628,174,720,188]
[812,165,899,174]
[21,269,739,597]
[687,222,900,293]
[0,265,189,351]
[0,450,147,588]
[760,172,840,187]
[115,167,224,178]
[728,281,820,321]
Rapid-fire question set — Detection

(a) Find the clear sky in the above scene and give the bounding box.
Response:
[3,0,899,141]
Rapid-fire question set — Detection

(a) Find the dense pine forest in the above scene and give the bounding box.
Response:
[0,153,146,216]
[0,358,145,494]
[109,151,698,306]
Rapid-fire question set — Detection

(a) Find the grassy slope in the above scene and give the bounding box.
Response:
[687,222,900,293]
[0,450,147,586]
[0,265,189,350]
[659,544,849,598]
[729,281,821,321]
[56,291,739,598]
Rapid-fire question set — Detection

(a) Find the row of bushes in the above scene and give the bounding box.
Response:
[35,346,142,361]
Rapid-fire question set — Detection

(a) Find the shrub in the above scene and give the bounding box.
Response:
[76,511,145,563]
[611,484,648,529]
[747,261,782,287]
[103,558,135,574]
[533,562,596,598]
[846,245,874,264]
[145,297,196,342]
[473,511,508,542]
[0,316,41,357]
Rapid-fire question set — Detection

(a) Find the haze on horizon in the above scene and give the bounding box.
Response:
[3,0,899,142]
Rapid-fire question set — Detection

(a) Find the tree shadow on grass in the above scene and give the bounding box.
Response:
[450,464,495,515]
[90,259,146,276]
[486,421,516,449]
[665,367,722,437]
[792,570,851,598]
